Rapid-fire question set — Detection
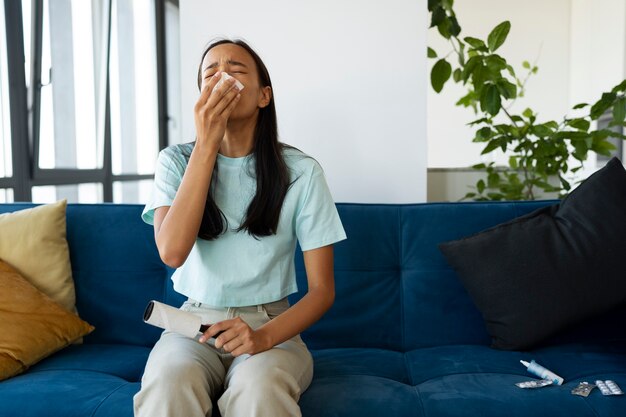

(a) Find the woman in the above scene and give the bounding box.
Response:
[133,38,347,417]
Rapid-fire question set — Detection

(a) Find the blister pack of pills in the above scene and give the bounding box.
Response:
[595,380,624,396]
[571,382,595,397]
[515,379,554,389]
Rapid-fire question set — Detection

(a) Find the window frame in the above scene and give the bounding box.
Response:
[1,0,171,202]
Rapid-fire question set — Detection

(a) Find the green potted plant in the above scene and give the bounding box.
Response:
[428,0,626,200]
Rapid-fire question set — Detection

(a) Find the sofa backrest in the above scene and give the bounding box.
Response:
[2,202,625,351]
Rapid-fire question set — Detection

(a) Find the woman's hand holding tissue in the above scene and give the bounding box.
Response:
[193,71,242,152]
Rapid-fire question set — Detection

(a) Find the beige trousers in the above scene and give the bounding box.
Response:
[133,297,314,417]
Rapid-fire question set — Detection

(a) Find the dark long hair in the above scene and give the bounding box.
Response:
[194,38,306,241]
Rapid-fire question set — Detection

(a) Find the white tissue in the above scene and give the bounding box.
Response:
[143,300,202,339]
[212,72,244,93]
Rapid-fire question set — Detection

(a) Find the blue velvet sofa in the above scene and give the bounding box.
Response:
[0,201,625,417]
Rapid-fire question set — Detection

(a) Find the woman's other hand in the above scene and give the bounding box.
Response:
[198,317,272,357]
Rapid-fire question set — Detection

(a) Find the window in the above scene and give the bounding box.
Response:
[36,0,101,171]
[110,0,159,177]
[0,0,13,181]
[1,0,177,203]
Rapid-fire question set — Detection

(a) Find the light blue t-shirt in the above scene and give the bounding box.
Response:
[141,142,347,307]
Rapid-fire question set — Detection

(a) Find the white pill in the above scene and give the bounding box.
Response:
[596,380,612,396]
[605,380,623,395]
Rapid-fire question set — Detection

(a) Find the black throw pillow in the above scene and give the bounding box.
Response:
[439,157,626,350]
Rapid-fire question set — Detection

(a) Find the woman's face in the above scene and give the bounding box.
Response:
[200,43,271,121]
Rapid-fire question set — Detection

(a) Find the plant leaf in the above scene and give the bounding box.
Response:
[431,59,452,93]
[522,108,533,119]
[437,16,452,38]
[481,139,501,155]
[572,102,588,110]
[467,117,490,126]
[592,140,617,156]
[613,97,626,124]
[472,64,489,94]
[430,6,446,28]
[566,118,591,131]
[611,79,626,93]
[461,56,481,82]
[440,0,454,10]
[590,92,617,119]
[449,15,461,37]
[481,84,501,116]
[496,78,517,99]
[427,47,438,58]
[477,179,486,194]
[485,55,507,71]
[453,68,462,82]
[464,37,487,50]
[477,126,493,140]
[487,21,511,52]
[532,124,553,137]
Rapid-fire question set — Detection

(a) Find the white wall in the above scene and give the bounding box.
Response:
[427,0,572,168]
[569,0,626,177]
[179,0,428,203]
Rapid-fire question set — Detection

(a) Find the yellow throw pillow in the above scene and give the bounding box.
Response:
[0,200,76,313]
[0,260,94,381]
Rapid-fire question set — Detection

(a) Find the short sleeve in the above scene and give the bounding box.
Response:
[295,162,347,251]
[141,149,184,225]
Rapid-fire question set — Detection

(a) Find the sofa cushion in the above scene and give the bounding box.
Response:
[439,157,626,350]
[0,200,77,312]
[416,373,598,417]
[0,370,132,417]
[90,382,137,417]
[299,374,423,417]
[406,342,626,417]
[404,342,626,387]
[28,344,151,382]
[300,348,416,416]
[310,348,409,383]
[0,260,94,381]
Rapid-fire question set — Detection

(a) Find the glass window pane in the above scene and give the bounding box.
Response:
[113,179,153,204]
[0,0,13,178]
[38,0,102,170]
[165,1,181,144]
[22,0,30,88]
[0,188,14,203]
[110,0,158,176]
[32,183,103,203]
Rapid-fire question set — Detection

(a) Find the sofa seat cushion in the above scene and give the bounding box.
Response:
[530,341,626,382]
[0,370,134,417]
[406,343,626,417]
[300,374,423,417]
[28,344,151,382]
[298,348,420,416]
[405,345,529,385]
[417,373,601,417]
[405,343,626,386]
[90,382,138,417]
[311,347,410,382]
